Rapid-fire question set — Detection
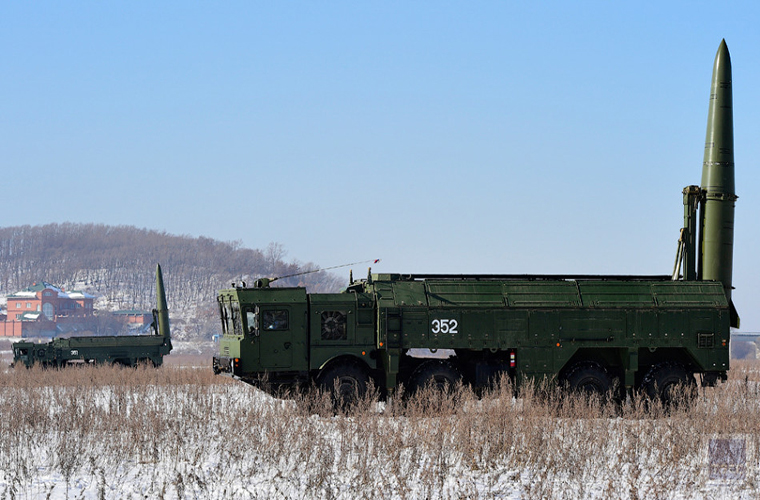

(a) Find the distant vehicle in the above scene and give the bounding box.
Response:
[212,41,738,403]
[12,265,172,368]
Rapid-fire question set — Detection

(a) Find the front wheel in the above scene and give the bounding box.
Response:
[318,363,370,407]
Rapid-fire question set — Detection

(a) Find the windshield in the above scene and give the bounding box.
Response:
[218,298,244,336]
[218,299,229,334]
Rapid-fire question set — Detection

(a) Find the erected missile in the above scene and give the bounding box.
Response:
[155,263,172,341]
[700,40,737,309]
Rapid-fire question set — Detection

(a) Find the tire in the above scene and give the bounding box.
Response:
[318,363,370,406]
[408,361,461,394]
[642,363,696,405]
[136,358,156,368]
[562,362,613,396]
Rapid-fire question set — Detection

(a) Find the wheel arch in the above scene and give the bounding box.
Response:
[637,347,700,373]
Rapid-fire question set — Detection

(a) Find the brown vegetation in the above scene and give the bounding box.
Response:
[0,361,758,498]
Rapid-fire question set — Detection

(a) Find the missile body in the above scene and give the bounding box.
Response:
[700,40,737,304]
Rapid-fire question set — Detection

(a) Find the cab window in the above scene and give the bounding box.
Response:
[218,299,243,336]
[262,310,289,330]
[245,309,258,335]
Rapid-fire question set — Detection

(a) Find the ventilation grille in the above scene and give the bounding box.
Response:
[321,311,347,340]
[698,333,715,348]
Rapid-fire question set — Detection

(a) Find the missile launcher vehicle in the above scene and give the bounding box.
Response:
[213,41,739,401]
[12,265,172,368]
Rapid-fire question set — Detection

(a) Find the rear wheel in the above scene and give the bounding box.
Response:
[642,363,696,405]
[562,362,613,396]
[408,361,461,395]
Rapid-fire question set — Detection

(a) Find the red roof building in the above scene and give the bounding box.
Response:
[1,282,95,337]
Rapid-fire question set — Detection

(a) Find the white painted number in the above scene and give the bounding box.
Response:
[431,319,458,334]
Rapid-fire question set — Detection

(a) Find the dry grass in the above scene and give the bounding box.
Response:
[0,361,758,498]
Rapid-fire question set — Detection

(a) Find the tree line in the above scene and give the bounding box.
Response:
[0,224,344,338]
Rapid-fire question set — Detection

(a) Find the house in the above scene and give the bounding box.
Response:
[6,282,94,321]
[1,282,95,337]
[112,310,153,326]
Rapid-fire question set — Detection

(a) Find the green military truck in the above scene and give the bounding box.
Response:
[212,41,739,401]
[213,274,730,400]
[12,265,172,368]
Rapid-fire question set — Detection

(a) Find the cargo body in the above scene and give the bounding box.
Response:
[213,274,730,398]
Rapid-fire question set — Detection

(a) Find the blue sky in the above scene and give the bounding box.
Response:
[2,2,760,330]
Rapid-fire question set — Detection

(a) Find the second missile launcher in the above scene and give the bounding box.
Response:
[12,265,173,368]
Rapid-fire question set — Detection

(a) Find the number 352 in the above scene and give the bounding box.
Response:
[431,319,458,334]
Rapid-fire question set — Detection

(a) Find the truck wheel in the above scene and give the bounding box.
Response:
[318,363,370,406]
[408,361,461,394]
[642,363,696,405]
[563,362,612,396]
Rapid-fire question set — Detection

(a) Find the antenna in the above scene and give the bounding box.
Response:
[267,259,381,284]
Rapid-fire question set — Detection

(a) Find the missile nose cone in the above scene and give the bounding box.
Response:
[717,39,729,56]
[712,39,732,95]
[156,263,168,311]
[717,39,730,63]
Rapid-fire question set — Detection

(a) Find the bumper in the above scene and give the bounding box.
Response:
[212,356,238,376]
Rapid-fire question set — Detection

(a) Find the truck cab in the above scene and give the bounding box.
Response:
[11,342,33,367]
[214,285,309,381]
[212,281,378,390]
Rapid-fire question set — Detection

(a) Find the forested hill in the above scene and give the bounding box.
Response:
[0,224,345,338]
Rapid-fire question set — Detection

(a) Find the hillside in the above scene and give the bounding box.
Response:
[0,223,345,339]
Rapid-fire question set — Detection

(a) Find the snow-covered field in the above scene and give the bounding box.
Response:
[0,353,758,499]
